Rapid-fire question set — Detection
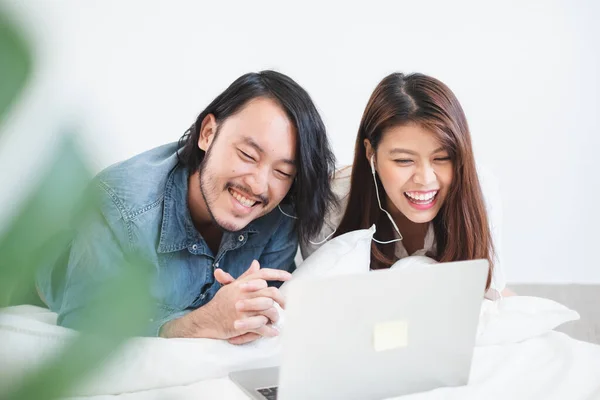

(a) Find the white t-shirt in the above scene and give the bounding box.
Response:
[300,165,507,297]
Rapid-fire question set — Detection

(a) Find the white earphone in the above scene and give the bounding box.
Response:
[370,155,376,174]
[370,155,403,242]
[277,205,336,245]
[278,155,403,245]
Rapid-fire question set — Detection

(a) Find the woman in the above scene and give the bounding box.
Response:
[301,72,511,298]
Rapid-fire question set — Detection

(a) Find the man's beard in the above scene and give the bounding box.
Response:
[198,147,269,233]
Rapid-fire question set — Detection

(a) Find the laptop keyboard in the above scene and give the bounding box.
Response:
[257,386,278,400]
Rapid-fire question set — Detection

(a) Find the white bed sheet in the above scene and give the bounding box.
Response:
[61,330,600,400]
[2,297,599,400]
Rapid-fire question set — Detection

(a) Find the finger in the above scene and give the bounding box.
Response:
[253,324,279,338]
[262,306,280,324]
[238,260,261,279]
[248,287,286,309]
[228,332,261,345]
[214,268,235,285]
[241,268,292,284]
[236,297,275,312]
[233,315,269,332]
[239,278,268,292]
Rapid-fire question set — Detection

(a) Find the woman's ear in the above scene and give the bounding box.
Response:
[364,139,375,168]
[198,114,218,151]
[364,139,374,160]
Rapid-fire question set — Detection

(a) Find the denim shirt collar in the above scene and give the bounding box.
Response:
[157,165,259,254]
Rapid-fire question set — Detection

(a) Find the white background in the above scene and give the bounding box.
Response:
[1,0,598,283]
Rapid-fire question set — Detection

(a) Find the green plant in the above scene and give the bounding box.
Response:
[0,10,155,400]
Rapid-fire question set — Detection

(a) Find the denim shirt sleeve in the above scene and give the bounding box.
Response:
[55,182,172,337]
[258,214,298,277]
[149,308,190,337]
[57,182,131,331]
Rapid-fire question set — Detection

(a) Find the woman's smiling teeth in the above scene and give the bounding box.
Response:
[229,188,258,208]
[404,190,438,204]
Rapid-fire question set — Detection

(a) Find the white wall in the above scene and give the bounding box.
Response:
[1,0,599,283]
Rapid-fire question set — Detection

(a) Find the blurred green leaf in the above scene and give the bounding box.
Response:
[0,10,32,124]
[4,254,154,400]
[0,135,92,307]
[0,9,156,400]
[0,136,155,400]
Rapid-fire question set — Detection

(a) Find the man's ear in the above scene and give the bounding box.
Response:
[198,114,218,151]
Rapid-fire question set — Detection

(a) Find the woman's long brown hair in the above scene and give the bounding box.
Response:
[335,73,495,288]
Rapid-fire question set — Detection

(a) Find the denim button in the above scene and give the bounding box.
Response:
[192,244,198,250]
[238,235,244,242]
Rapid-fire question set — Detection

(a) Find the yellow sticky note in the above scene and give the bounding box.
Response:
[373,320,408,352]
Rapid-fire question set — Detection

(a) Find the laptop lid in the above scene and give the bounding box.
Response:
[278,259,488,400]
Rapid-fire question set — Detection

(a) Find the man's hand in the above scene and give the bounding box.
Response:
[214,261,286,344]
[160,260,290,340]
[214,262,283,324]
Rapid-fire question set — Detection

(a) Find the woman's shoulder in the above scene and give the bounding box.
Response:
[300,165,353,259]
[332,164,352,198]
[329,165,354,223]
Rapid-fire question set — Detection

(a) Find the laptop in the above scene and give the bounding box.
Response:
[229,259,488,400]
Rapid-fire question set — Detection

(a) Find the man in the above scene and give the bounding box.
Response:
[37,70,336,344]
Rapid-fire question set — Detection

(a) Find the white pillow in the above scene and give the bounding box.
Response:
[476,295,580,346]
[391,255,438,270]
[280,225,375,297]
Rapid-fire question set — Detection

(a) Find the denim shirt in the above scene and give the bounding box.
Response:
[37,142,298,336]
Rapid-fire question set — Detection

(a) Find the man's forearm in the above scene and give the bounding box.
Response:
[159,303,220,338]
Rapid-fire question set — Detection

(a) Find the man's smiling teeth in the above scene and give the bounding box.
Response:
[405,191,437,203]
[229,189,257,207]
